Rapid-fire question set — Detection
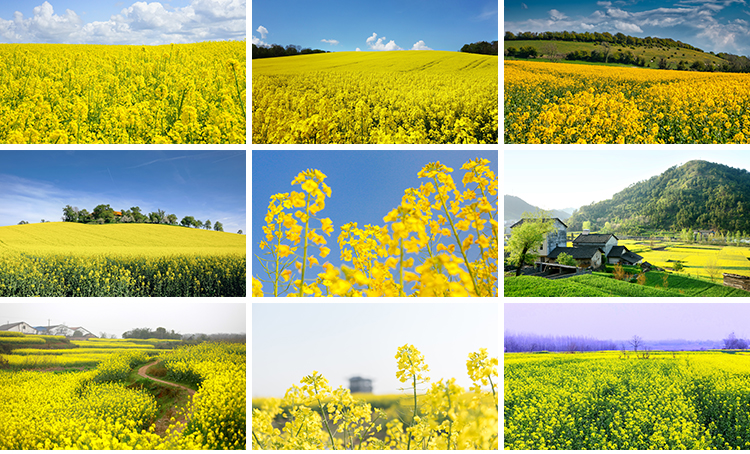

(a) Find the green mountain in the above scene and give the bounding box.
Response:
[567,160,750,233]
[504,195,572,221]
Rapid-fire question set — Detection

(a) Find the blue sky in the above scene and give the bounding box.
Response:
[505,303,750,341]
[0,150,246,233]
[252,303,498,397]
[0,0,245,44]
[505,150,750,212]
[251,150,498,296]
[251,0,498,52]
[505,0,750,55]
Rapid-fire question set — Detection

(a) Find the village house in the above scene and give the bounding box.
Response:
[0,321,38,334]
[349,376,373,393]
[2,323,97,339]
[509,219,643,271]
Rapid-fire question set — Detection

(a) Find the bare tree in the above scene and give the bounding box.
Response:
[630,335,643,357]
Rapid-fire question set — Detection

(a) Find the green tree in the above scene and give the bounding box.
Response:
[237,229,243,234]
[130,206,147,223]
[507,211,555,277]
[679,228,694,243]
[582,221,591,230]
[92,204,115,223]
[193,219,203,229]
[62,205,79,222]
[167,213,178,225]
[556,252,577,267]
[181,216,196,227]
[204,219,212,230]
[214,221,224,232]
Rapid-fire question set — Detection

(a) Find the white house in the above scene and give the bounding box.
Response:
[46,325,96,338]
[572,233,619,255]
[0,321,38,334]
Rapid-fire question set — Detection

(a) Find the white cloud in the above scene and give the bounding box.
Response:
[411,40,431,50]
[614,20,643,32]
[521,3,528,8]
[0,0,246,45]
[607,8,631,18]
[256,25,268,39]
[365,32,402,51]
[548,9,568,20]
[355,47,361,51]
[321,38,339,45]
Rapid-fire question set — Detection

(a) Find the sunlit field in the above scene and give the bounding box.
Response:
[505,60,750,144]
[253,51,498,144]
[506,350,750,449]
[0,335,245,449]
[0,41,245,144]
[0,223,246,297]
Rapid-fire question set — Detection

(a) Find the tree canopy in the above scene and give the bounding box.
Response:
[507,211,555,276]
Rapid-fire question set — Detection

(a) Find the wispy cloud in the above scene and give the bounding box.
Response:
[321,38,339,45]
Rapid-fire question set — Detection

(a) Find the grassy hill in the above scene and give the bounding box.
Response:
[0,222,245,256]
[252,50,498,75]
[505,272,750,297]
[504,39,727,69]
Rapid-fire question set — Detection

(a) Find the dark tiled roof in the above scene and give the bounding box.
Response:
[621,251,643,264]
[548,246,604,259]
[607,246,643,264]
[608,246,626,257]
[573,233,618,244]
[0,322,23,331]
[510,218,567,229]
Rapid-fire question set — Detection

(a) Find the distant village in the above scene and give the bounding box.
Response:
[0,321,97,339]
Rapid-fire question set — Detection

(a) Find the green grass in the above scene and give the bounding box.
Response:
[504,40,727,69]
[504,271,750,297]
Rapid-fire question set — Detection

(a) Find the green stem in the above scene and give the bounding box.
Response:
[488,375,498,411]
[252,430,265,449]
[298,193,311,297]
[399,238,405,297]
[231,65,246,117]
[432,176,479,295]
[316,396,336,449]
[407,371,417,450]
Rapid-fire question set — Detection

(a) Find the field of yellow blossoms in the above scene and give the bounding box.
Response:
[252,345,497,450]
[0,223,245,296]
[505,350,750,449]
[0,41,245,144]
[505,60,750,144]
[0,337,245,449]
[252,158,498,297]
[253,51,498,144]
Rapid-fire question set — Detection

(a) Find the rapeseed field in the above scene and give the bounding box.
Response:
[506,351,750,449]
[253,51,498,144]
[0,223,245,297]
[505,60,750,144]
[0,41,245,144]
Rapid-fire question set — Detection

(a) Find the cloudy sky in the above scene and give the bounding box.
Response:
[505,0,750,55]
[505,150,750,212]
[0,302,245,337]
[0,0,245,44]
[252,303,498,397]
[0,150,246,233]
[506,303,750,341]
[252,0,497,52]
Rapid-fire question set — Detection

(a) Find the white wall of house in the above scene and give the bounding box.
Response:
[3,322,38,334]
[603,237,618,255]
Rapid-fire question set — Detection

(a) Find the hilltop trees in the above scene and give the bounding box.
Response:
[460,41,498,55]
[723,332,748,350]
[61,205,232,231]
[122,327,182,340]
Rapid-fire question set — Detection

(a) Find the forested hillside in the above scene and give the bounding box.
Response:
[566,160,750,233]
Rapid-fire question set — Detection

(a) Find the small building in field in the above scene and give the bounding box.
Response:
[547,246,604,269]
[46,325,97,338]
[349,376,373,393]
[0,321,38,334]
[572,233,619,255]
[607,246,644,266]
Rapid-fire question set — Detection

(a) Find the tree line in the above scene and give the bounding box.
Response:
[252,43,328,59]
[459,41,498,55]
[123,326,182,340]
[61,204,225,232]
[505,331,617,352]
[505,30,702,52]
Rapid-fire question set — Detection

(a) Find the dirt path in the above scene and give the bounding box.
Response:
[137,360,196,396]
[137,360,196,436]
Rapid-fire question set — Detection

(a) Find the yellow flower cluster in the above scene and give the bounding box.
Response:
[505,60,750,144]
[253,51,498,144]
[0,41,245,144]
[254,158,498,297]
[505,350,750,449]
[252,346,498,450]
[0,251,245,297]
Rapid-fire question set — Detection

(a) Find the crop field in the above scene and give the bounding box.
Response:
[253,158,498,297]
[0,41,245,144]
[505,60,750,144]
[0,223,246,297]
[253,51,498,144]
[620,240,750,280]
[505,350,750,449]
[252,345,497,450]
[504,273,750,297]
[0,338,245,449]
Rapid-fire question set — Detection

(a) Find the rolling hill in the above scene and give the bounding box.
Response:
[0,222,246,256]
[504,195,573,221]
[566,160,750,233]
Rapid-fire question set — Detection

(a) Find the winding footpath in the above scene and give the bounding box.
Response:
[137,360,196,396]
